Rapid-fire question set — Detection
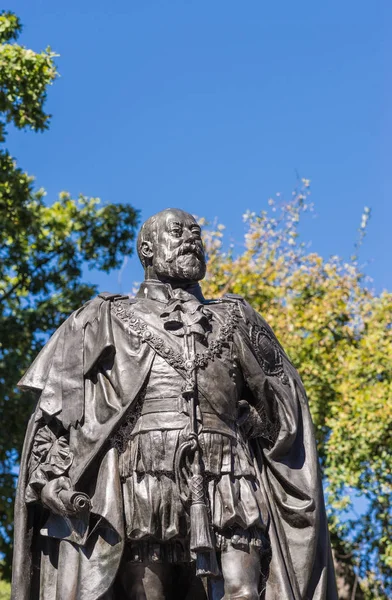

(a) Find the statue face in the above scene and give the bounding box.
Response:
[149,209,206,282]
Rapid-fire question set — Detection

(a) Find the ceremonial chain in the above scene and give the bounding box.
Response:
[111,300,240,371]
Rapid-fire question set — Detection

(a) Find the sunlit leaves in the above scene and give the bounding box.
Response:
[0,11,57,136]
[0,12,21,44]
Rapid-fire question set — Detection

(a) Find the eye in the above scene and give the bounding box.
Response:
[191,227,201,239]
[170,227,182,237]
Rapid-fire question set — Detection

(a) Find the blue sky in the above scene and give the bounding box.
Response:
[8,1,392,294]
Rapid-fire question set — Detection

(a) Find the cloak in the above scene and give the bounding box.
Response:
[12,292,337,599]
[234,300,337,599]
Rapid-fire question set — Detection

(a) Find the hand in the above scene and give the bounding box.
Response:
[237,399,251,426]
[41,476,73,516]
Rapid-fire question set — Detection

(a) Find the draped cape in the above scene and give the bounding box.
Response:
[12,293,337,600]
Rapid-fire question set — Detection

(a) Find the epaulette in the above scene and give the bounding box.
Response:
[223,293,246,305]
[98,292,130,301]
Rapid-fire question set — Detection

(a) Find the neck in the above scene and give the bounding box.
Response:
[143,274,205,302]
[169,280,205,302]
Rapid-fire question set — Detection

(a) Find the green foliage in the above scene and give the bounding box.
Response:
[0,11,56,140]
[0,12,139,578]
[201,183,392,598]
[0,577,10,600]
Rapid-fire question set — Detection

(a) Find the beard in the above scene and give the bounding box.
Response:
[155,251,206,282]
[174,253,206,281]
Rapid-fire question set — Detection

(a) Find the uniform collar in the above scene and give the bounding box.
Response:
[136,280,205,303]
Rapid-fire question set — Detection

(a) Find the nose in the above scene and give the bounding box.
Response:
[183,228,194,242]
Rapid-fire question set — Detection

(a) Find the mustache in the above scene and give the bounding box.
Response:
[166,241,205,263]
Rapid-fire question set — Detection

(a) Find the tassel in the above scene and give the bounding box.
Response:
[190,500,214,552]
[189,473,220,578]
[195,550,220,578]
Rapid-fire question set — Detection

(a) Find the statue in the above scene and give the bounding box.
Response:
[12,209,338,599]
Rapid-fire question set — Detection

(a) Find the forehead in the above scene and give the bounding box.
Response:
[160,210,198,229]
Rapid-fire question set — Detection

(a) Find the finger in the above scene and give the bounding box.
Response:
[57,476,72,490]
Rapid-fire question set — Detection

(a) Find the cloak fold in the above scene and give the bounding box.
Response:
[13,297,127,600]
[11,414,40,600]
[18,298,117,428]
[236,301,337,600]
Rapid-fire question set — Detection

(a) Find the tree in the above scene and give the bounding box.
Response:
[200,183,392,599]
[0,11,139,577]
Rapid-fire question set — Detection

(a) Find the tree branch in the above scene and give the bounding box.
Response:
[0,280,23,305]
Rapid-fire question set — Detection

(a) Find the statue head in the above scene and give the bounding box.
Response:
[137,208,207,284]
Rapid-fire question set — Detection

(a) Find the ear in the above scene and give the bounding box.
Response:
[141,240,153,260]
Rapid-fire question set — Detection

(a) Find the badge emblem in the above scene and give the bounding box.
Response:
[250,324,288,383]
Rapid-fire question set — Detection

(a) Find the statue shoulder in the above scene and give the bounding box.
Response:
[204,293,269,334]
[222,293,260,324]
[47,293,129,334]
[81,292,131,322]
[202,292,248,308]
[97,292,130,302]
[220,294,282,348]
[223,294,272,325]
[222,292,247,306]
[205,293,275,337]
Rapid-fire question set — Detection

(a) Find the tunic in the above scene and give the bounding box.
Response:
[115,352,266,562]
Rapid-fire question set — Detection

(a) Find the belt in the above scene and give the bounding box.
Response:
[141,396,187,415]
[139,397,237,439]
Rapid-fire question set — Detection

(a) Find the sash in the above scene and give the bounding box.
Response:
[111,298,242,420]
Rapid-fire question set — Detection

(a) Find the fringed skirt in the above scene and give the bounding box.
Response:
[119,428,267,561]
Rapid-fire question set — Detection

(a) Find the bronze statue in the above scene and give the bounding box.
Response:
[12,209,338,599]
